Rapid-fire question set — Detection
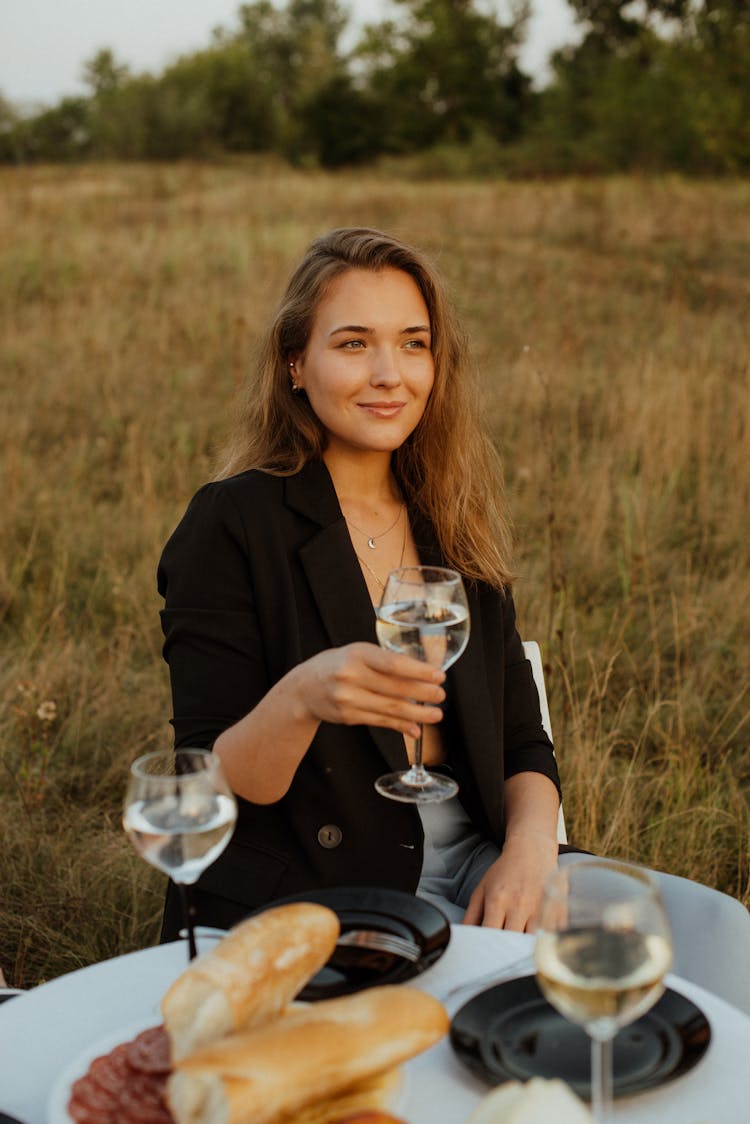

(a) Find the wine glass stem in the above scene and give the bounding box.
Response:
[591,1036,614,1123]
[177,882,198,960]
[410,724,428,781]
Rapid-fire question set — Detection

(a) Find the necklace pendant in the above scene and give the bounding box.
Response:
[367,538,376,549]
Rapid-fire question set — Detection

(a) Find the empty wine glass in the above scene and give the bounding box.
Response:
[535,859,673,1123]
[123,748,237,960]
[374,565,470,803]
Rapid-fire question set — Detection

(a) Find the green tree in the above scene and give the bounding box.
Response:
[298,73,386,166]
[82,49,130,96]
[83,49,142,157]
[357,0,532,152]
[529,0,750,174]
[233,0,350,160]
[679,0,750,171]
[566,0,690,49]
[154,42,278,155]
[0,93,20,161]
[7,97,90,162]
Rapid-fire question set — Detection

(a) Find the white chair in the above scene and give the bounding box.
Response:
[524,641,750,1013]
[522,640,567,844]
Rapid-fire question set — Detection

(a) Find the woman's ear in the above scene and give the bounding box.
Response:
[288,353,303,392]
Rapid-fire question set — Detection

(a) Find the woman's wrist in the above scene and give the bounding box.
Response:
[279,661,322,728]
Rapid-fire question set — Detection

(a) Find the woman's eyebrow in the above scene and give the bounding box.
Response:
[327,323,431,338]
[328,324,373,337]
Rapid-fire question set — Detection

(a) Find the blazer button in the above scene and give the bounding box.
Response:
[317,824,342,849]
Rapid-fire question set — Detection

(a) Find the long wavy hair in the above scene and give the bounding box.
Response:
[215,227,515,590]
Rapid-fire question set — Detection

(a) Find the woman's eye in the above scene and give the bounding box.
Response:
[339,339,366,349]
[404,338,429,349]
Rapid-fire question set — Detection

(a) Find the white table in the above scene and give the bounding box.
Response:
[0,925,746,1123]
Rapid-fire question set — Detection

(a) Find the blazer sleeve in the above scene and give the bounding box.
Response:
[500,592,561,798]
[156,481,268,750]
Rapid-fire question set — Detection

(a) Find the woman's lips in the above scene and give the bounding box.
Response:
[358,401,406,418]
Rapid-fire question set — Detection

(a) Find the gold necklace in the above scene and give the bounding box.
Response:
[345,503,404,549]
[354,513,408,591]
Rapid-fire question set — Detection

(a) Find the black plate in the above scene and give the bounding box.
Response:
[251,886,450,1000]
[450,975,710,1099]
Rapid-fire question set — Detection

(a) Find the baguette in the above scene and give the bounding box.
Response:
[289,1069,403,1124]
[167,984,448,1124]
[161,903,340,1060]
[326,1113,407,1123]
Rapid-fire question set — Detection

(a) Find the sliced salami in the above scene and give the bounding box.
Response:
[69,1073,119,1114]
[67,1097,115,1124]
[67,1025,174,1123]
[87,1044,132,1092]
[127,1026,172,1075]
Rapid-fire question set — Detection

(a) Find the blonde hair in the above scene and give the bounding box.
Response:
[215,228,514,590]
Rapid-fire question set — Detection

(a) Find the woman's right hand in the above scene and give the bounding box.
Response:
[214,642,445,804]
[292,642,445,739]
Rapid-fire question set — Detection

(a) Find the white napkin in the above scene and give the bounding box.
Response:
[466,1078,592,1123]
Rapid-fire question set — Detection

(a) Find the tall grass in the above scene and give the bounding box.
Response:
[1,164,749,986]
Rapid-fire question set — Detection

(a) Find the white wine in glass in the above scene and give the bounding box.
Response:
[535,860,673,1123]
[123,748,237,960]
[375,565,470,803]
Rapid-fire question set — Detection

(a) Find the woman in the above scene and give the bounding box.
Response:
[157,227,562,939]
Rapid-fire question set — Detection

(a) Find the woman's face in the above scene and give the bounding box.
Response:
[291,267,435,461]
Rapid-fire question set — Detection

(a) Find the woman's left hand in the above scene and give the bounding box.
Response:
[462,831,559,932]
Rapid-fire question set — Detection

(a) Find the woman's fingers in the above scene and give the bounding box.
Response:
[357,646,447,710]
[304,643,445,731]
[462,839,558,932]
[356,640,445,677]
[464,883,536,933]
[329,643,446,703]
[329,681,443,732]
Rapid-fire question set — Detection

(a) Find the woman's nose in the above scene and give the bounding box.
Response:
[370,347,401,386]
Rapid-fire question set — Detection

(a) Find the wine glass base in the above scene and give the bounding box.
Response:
[374,770,459,804]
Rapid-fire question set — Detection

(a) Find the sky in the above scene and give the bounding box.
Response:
[0,0,578,109]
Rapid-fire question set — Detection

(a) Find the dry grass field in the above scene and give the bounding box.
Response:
[1,163,749,987]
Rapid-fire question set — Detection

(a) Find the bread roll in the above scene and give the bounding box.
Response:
[167,984,448,1124]
[161,903,340,1060]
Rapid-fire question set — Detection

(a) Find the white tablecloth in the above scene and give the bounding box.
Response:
[0,924,746,1123]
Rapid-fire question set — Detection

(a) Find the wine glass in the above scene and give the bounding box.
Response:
[535,859,673,1123]
[374,565,470,803]
[123,748,237,960]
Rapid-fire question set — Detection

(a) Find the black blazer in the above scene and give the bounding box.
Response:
[157,460,559,935]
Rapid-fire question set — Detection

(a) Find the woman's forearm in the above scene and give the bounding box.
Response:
[503,771,561,845]
[213,663,320,805]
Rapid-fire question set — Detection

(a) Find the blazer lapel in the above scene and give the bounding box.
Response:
[285,461,408,774]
